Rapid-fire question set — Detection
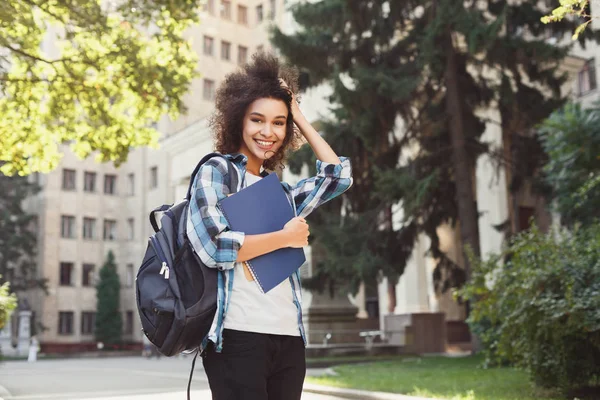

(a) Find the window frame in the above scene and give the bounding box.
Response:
[103,219,117,241]
[82,263,95,287]
[203,79,216,101]
[238,45,248,65]
[237,4,248,25]
[61,215,76,239]
[82,217,96,240]
[59,262,74,286]
[256,4,264,23]
[220,0,232,19]
[58,311,74,335]
[104,174,117,195]
[81,311,96,335]
[578,58,597,96]
[203,35,214,56]
[221,41,231,61]
[62,169,76,191]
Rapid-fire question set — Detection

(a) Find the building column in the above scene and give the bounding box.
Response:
[301,247,359,345]
[17,310,32,357]
[0,317,13,356]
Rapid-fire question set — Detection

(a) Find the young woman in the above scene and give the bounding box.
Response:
[187,53,353,400]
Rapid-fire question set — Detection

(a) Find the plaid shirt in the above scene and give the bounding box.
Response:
[186,152,353,352]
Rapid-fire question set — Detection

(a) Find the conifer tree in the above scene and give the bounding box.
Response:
[272,0,596,297]
[0,173,44,292]
[95,250,122,346]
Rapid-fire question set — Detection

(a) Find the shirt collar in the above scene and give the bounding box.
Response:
[224,152,247,166]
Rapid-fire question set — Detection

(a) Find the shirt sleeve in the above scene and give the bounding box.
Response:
[286,156,353,218]
[186,158,245,271]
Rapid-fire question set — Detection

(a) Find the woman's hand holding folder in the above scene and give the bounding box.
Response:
[235,216,309,262]
[282,217,310,248]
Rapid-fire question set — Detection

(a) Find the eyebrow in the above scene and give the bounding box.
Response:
[249,112,287,119]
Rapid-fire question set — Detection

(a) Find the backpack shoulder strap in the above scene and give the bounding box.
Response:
[185,153,239,201]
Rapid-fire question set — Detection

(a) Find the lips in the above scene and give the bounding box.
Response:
[254,139,276,150]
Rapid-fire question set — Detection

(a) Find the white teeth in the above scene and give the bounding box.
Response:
[256,140,274,146]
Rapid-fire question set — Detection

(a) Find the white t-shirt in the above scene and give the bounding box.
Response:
[223,172,300,336]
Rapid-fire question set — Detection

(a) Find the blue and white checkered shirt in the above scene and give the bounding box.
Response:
[186,152,353,352]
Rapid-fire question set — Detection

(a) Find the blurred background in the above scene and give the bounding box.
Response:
[1,1,599,399]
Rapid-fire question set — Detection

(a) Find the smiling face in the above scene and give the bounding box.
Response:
[238,97,289,173]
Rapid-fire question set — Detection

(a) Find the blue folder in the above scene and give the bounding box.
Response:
[218,172,306,293]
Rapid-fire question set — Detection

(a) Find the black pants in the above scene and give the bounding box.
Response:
[202,329,306,400]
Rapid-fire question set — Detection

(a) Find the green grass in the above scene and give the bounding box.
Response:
[306,355,565,400]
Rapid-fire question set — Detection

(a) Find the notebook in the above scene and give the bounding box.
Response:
[218,172,306,293]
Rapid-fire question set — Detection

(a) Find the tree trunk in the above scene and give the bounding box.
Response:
[444,34,481,276]
[445,33,481,353]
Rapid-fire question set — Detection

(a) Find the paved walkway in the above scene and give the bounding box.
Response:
[0,357,344,400]
[0,356,440,400]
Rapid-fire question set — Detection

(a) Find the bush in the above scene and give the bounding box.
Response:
[460,224,600,393]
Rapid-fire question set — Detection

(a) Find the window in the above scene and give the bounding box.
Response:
[61,215,76,239]
[221,41,231,61]
[269,0,276,19]
[203,35,214,56]
[58,311,74,335]
[127,173,135,196]
[150,166,158,189]
[238,46,248,65]
[238,5,248,24]
[83,217,96,239]
[83,172,96,192]
[81,312,96,335]
[203,0,215,14]
[126,264,134,287]
[104,174,117,195]
[62,169,76,190]
[203,79,216,101]
[103,219,117,241]
[256,4,263,23]
[220,0,231,19]
[59,262,74,286]
[125,311,134,334]
[578,58,597,96]
[82,263,95,286]
[127,218,135,240]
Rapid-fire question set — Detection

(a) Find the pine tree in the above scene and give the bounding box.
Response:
[272,0,595,298]
[0,173,45,292]
[95,250,122,346]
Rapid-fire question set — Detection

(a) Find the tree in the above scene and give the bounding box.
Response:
[541,0,595,39]
[95,250,122,346]
[272,1,593,299]
[0,0,201,176]
[0,173,45,292]
[538,102,600,227]
[0,278,17,330]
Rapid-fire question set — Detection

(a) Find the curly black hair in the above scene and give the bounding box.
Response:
[210,52,302,171]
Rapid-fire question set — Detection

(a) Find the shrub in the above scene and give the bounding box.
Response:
[460,224,600,393]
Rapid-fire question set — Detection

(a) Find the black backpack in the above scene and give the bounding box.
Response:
[135,153,238,397]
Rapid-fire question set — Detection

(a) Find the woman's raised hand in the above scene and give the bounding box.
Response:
[282,216,310,248]
[279,78,302,118]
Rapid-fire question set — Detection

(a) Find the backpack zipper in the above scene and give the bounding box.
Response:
[150,236,171,280]
[159,262,170,279]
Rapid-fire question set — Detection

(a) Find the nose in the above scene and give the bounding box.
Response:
[260,124,273,138]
